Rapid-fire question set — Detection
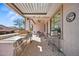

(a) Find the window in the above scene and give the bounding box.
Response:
[51,6,63,39]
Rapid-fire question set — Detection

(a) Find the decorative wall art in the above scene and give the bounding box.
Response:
[66,12,76,22]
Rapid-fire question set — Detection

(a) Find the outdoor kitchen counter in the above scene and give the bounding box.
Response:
[0,36,24,43]
[0,33,19,40]
[0,35,27,56]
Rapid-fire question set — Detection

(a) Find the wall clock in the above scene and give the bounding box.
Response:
[66,12,76,22]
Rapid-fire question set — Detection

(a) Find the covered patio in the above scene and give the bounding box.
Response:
[5,3,63,56]
[0,3,79,56]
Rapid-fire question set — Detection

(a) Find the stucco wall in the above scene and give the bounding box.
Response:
[32,18,50,35]
[33,22,44,33]
[48,20,50,34]
[62,3,79,56]
[25,19,30,30]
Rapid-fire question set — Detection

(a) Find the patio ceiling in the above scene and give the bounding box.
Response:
[14,3,49,14]
[6,3,61,18]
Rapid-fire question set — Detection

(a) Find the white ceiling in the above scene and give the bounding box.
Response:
[14,3,50,14]
[6,3,61,18]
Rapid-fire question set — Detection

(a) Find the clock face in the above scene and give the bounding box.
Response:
[66,12,76,22]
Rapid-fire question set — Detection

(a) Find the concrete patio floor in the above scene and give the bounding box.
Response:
[20,35,63,56]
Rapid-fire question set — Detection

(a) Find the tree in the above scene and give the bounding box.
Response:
[14,18,25,30]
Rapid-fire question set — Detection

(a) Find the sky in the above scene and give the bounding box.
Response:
[0,3,24,27]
